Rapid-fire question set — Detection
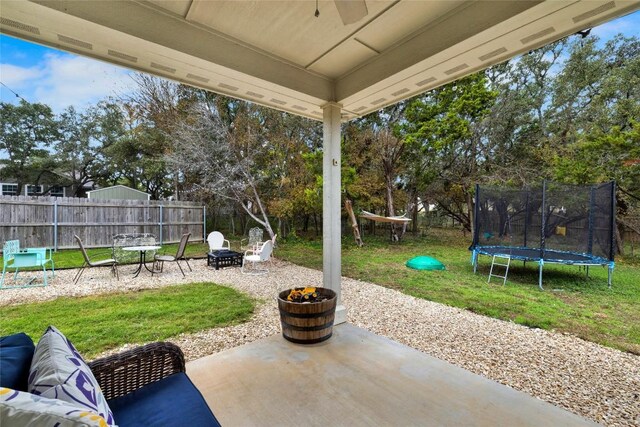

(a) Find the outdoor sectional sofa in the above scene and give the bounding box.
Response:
[0,332,221,426]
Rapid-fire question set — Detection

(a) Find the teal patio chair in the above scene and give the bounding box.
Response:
[1,240,20,287]
[1,240,52,288]
[25,247,54,276]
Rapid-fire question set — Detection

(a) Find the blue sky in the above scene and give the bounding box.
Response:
[1,9,639,113]
[0,37,135,112]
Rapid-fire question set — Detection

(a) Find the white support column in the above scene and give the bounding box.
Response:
[322,102,346,325]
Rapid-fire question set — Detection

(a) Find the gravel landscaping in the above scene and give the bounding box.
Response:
[1,259,638,426]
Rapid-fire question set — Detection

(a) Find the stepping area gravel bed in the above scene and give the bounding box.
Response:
[1,258,638,426]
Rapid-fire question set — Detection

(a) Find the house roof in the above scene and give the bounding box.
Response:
[2,1,638,121]
[86,185,150,196]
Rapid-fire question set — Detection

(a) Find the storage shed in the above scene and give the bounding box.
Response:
[87,185,151,201]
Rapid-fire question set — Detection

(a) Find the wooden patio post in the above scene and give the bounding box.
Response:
[323,102,346,324]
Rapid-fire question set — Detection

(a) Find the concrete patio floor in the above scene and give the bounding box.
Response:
[187,323,598,427]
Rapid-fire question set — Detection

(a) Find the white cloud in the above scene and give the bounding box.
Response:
[0,63,44,88]
[30,53,136,112]
[2,52,137,111]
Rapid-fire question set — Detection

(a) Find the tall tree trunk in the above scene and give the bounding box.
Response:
[466,188,475,237]
[247,177,275,240]
[345,199,364,247]
[404,197,416,237]
[386,177,399,242]
[173,169,180,201]
[412,195,419,235]
[370,213,375,236]
[313,213,319,237]
[616,221,625,256]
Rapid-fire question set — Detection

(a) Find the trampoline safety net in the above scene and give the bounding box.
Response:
[472,181,616,261]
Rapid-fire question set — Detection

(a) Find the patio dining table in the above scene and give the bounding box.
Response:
[122,245,161,278]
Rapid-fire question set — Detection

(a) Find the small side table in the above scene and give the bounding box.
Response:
[207,250,243,270]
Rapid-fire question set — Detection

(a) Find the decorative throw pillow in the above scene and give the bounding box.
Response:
[0,387,109,427]
[28,326,115,426]
[0,332,35,391]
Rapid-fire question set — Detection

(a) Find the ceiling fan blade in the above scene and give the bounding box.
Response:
[334,0,368,25]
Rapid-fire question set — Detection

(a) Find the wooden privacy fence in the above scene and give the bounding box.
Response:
[0,196,206,250]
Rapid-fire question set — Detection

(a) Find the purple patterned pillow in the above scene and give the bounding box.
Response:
[28,326,115,426]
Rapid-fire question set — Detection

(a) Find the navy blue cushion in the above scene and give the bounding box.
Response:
[108,373,221,427]
[0,333,35,392]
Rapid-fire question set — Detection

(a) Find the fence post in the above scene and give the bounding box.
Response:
[159,204,163,244]
[53,198,58,251]
[203,205,207,242]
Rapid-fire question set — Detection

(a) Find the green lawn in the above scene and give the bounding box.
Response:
[0,282,254,359]
[2,230,637,355]
[277,229,640,354]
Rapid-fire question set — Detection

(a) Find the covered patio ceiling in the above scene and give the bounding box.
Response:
[2,1,639,121]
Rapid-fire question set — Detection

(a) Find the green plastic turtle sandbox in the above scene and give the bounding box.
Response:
[406,256,446,271]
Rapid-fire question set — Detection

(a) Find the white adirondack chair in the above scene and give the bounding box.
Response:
[207,231,230,252]
[240,227,264,251]
[241,240,273,275]
[253,234,277,269]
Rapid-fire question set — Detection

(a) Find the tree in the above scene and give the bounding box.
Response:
[170,95,277,239]
[0,101,57,195]
[553,123,640,253]
[258,108,322,237]
[342,120,386,213]
[349,104,409,241]
[547,35,640,252]
[550,35,640,140]
[97,103,175,199]
[122,74,198,200]
[481,50,556,187]
[55,106,104,197]
[404,72,497,232]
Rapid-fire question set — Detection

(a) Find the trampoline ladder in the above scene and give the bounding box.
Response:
[488,255,511,285]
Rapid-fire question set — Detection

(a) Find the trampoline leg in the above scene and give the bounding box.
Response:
[538,260,544,290]
[472,250,478,274]
[586,265,589,279]
[608,263,614,288]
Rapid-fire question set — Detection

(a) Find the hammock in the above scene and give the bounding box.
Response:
[359,210,412,224]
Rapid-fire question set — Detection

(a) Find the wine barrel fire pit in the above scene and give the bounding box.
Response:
[277,287,337,344]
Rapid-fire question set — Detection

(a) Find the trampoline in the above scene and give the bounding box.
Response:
[470,181,616,289]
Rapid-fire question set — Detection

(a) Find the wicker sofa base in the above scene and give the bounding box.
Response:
[1,335,221,427]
